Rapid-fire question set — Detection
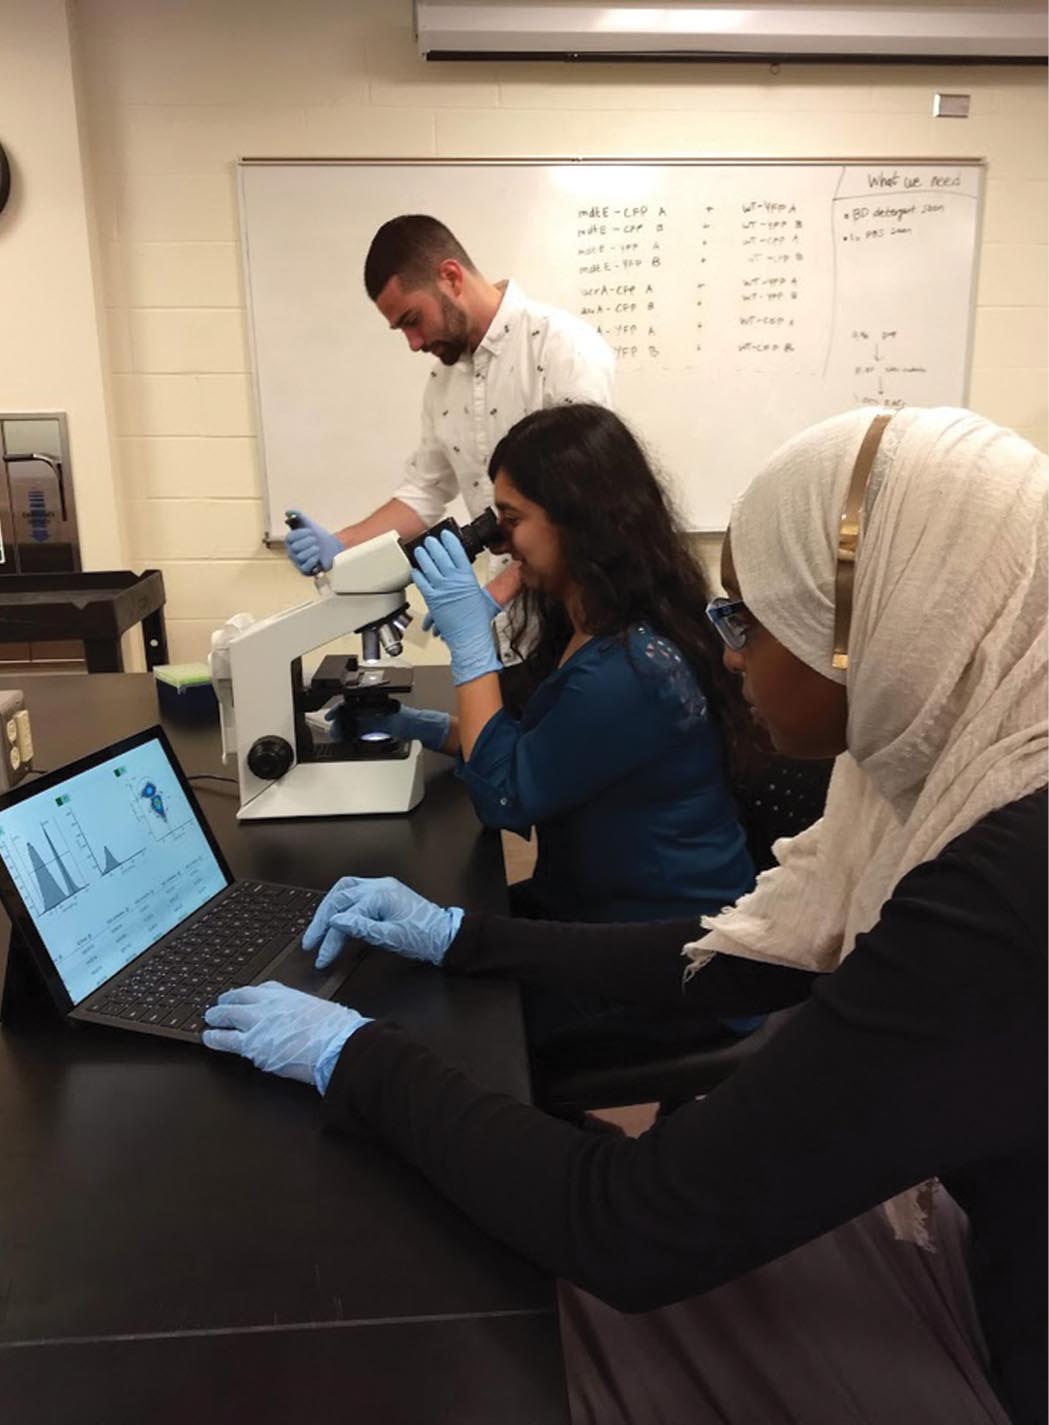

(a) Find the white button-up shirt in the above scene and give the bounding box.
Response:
[391,280,615,527]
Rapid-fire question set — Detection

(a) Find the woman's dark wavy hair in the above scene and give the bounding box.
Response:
[490,403,765,789]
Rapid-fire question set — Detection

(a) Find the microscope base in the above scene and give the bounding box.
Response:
[236,745,424,820]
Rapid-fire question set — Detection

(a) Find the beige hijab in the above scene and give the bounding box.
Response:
[685,407,1048,978]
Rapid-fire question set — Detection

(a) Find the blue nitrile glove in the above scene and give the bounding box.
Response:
[303,876,464,970]
[325,702,451,752]
[411,532,503,686]
[203,982,369,1094]
[422,584,502,637]
[285,510,344,575]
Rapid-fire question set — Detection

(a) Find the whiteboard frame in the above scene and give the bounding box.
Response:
[237,156,986,539]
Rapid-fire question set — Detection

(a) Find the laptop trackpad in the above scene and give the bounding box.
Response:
[262,940,366,1001]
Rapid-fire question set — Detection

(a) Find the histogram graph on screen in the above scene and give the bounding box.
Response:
[0,796,150,918]
[24,821,83,912]
[57,797,143,879]
[1,816,90,917]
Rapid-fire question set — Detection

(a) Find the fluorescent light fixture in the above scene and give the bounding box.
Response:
[415,3,1048,62]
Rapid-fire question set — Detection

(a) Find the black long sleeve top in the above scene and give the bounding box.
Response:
[325,790,1047,1425]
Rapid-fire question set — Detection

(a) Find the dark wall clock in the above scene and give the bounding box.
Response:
[0,143,10,217]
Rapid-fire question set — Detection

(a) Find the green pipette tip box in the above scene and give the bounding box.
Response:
[153,662,217,716]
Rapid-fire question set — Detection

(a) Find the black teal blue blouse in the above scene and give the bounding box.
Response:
[456,626,754,924]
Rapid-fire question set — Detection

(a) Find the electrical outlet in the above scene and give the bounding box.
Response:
[0,691,33,791]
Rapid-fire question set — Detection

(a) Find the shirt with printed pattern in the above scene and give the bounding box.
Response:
[391,280,615,528]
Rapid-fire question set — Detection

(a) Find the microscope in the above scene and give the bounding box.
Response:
[210,510,501,821]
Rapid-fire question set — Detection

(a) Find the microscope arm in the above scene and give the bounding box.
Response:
[229,586,408,808]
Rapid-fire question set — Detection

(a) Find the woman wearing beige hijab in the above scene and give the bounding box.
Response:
[206,407,1047,1425]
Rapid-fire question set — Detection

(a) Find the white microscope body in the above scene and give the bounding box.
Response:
[215,532,425,821]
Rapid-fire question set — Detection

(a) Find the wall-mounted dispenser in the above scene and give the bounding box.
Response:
[1,412,82,663]
[0,413,80,575]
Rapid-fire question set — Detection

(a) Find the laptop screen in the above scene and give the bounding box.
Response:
[0,735,227,1006]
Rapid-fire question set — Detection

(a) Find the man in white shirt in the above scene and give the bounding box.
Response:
[284,215,615,605]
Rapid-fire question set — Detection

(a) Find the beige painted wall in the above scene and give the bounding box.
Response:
[10,1,1049,661]
[0,0,125,572]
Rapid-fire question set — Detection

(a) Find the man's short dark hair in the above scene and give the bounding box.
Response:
[363,216,477,300]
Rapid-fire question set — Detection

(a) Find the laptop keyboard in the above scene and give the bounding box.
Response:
[83,881,323,1035]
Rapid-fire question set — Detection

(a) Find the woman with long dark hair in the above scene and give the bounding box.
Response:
[349,402,757,929]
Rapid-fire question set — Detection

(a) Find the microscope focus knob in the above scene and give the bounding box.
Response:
[247,735,294,782]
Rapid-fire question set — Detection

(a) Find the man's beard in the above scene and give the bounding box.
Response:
[427,292,470,365]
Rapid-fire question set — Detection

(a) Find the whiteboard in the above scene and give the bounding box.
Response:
[238,159,983,535]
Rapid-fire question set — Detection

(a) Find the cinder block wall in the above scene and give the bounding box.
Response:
[70,0,1048,659]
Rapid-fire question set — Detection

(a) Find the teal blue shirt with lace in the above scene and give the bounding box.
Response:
[457,626,755,924]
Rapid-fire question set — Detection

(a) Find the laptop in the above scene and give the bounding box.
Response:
[0,725,353,1042]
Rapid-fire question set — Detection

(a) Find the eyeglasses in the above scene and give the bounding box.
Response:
[707,412,895,669]
[705,596,750,652]
[707,415,894,667]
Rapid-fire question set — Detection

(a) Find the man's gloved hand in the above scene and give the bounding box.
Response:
[203,982,369,1094]
[325,703,451,752]
[285,511,344,575]
[411,532,503,686]
[303,876,464,970]
[422,584,502,638]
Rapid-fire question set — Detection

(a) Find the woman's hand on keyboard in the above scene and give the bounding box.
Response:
[302,876,464,969]
[203,982,369,1094]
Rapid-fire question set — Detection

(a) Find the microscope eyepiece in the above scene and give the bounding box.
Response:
[455,508,502,561]
[400,507,503,568]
